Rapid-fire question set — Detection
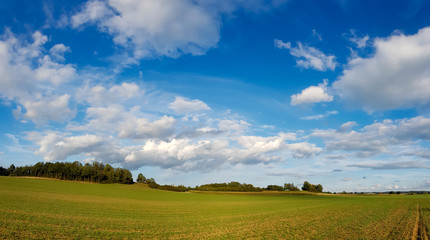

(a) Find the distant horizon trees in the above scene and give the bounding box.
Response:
[195,181,263,192]
[284,183,300,191]
[137,173,146,183]
[5,161,133,184]
[0,166,9,176]
[301,181,323,193]
[266,185,284,191]
[136,173,189,192]
[1,162,324,193]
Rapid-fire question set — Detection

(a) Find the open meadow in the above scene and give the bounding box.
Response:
[0,176,429,239]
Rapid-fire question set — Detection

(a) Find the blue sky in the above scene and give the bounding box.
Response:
[1,0,430,192]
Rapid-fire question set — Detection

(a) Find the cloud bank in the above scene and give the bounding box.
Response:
[334,27,430,112]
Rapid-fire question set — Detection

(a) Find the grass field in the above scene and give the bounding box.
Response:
[0,176,429,239]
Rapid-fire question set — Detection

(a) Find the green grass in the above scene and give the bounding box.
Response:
[0,176,429,239]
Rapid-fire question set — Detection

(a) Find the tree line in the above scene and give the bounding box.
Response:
[301,181,323,192]
[137,173,323,193]
[0,162,133,184]
[137,173,190,192]
[194,182,263,192]
[0,162,323,192]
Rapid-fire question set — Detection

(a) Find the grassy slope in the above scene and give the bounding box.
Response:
[0,176,428,239]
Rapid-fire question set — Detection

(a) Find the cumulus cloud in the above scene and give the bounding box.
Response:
[0,31,76,124]
[72,0,287,59]
[31,124,319,172]
[49,44,71,61]
[287,142,322,158]
[123,138,230,170]
[21,95,75,125]
[291,79,333,105]
[275,39,336,71]
[334,27,430,112]
[68,105,127,133]
[218,119,250,133]
[77,82,141,107]
[236,132,321,160]
[36,133,109,162]
[118,115,176,139]
[0,31,74,99]
[121,131,318,171]
[310,116,430,159]
[237,132,296,152]
[169,96,210,115]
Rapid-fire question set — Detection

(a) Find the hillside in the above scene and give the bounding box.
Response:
[0,177,429,239]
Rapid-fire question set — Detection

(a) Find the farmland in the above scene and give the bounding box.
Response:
[0,177,429,239]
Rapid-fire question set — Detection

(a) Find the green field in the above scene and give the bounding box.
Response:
[0,177,429,239]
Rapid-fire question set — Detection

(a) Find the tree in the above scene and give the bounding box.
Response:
[8,164,15,175]
[228,181,241,188]
[284,183,299,191]
[315,184,323,193]
[146,178,158,188]
[0,166,9,176]
[5,161,134,184]
[137,173,146,183]
[302,181,323,193]
[302,181,312,191]
[266,185,284,191]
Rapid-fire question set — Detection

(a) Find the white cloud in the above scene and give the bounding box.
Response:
[287,142,322,158]
[237,132,296,153]
[77,82,141,107]
[334,27,430,112]
[169,96,210,115]
[67,105,127,133]
[0,30,76,124]
[275,39,336,71]
[71,0,287,60]
[218,119,250,133]
[301,110,338,120]
[34,56,76,86]
[49,44,71,61]
[36,133,108,162]
[32,124,319,172]
[71,0,112,27]
[235,132,321,160]
[118,115,176,139]
[123,138,230,170]
[291,79,333,105]
[310,116,430,159]
[348,30,369,48]
[348,161,430,170]
[21,95,75,125]
[338,121,358,132]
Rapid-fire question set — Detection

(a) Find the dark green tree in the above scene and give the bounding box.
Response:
[0,166,9,176]
[266,185,284,191]
[315,184,323,193]
[284,183,299,191]
[302,181,323,193]
[8,164,15,175]
[137,173,146,183]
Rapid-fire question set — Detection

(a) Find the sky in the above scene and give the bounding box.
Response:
[1,0,430,192]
